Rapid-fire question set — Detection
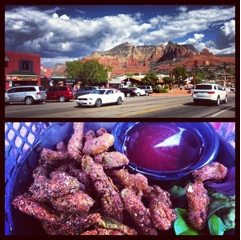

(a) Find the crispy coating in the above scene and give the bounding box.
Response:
[51,189,95,214]
[83,213,138,235]
[94,151,129,169]
[67,122,84,162]
[96,128,108,136]
[145,185,177,231]
[42,213,89,235]
[193,162,228,182]
[185,182,209,230]
[120,188,158,235]
[113,169,149,195]
[12,193,58,223]
[82,133,114,155]
[82,155,123,222]
[84,130,96,141]
[29,171,81,201]
[56,141,67,152]
[41,148,69,162]
[81,228,126,235]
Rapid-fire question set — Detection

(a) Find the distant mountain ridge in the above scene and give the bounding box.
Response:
[51,41,235,76]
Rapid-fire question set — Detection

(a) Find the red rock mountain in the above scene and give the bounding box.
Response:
[52,41,235,76]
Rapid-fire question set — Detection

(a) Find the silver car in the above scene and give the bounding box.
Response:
[5,91,10,104]
[6,85,47,105]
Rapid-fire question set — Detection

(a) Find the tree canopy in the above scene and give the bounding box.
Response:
[141,72,159,86]
[65,59,109,85]
[172,66,188,83]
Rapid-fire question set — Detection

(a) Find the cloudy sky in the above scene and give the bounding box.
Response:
[5,5,235,68]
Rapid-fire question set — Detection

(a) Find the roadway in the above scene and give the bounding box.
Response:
[5,93,236,119]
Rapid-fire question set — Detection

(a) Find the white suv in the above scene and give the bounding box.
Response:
[6,85,47,105]
[192,83,227,106]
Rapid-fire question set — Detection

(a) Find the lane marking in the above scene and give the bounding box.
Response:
[210,106,235,117]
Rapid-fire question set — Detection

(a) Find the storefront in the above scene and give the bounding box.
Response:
[5,51,41,89]
[5,71,38,88]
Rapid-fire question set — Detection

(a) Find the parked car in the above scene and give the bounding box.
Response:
[192,83,227,106]
[46,86,75,102]
[138,85,153,94]
[76,88,125,107]
[230,88,235,93]
[5,91,10,104]
[75,86,101,97]
[128,87,147,96]
[6,85,46,105]
[119,88,136,97]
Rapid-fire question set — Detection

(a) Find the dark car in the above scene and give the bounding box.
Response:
[119,88,136,97]
[75,86,100,97]
[46,86,75,102]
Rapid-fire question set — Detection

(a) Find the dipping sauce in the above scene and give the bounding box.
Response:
[123,122,204,171]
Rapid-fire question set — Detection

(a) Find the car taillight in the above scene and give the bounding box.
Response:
[36,91,41,95]
[208,91,215,94]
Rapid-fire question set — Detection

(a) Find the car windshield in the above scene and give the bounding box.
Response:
[90,89,106,94]
[195,85,212,90]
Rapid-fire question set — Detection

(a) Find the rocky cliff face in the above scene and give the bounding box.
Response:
[81,41,199,75]
[52,42,235,76]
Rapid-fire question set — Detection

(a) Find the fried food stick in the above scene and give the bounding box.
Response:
[145,185,177,231]
[29,170,81,202]
[192,162,228,182]
[185,182,209,230]
[82,133,114,155]
[94,152,129,169]
[120,188,158,235]
[82,155,123,222]
[12,193,58,223]
[67,122,84,162]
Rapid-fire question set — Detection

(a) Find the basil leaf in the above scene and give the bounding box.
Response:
[174,208,200,235]
[168,185,186,200]
[208,214,227,235]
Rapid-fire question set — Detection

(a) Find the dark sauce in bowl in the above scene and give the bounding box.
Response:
[122,122,204,171]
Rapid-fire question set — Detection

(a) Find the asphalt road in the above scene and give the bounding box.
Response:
[5,93,236,119]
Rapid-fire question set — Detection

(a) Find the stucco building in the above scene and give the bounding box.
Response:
[5,51,41,89]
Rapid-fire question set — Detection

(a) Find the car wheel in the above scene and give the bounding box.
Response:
[215,96,220,106]
[25,96,34,105]
[95,98,102,107]
[116,97,122,105]
[136,92,140,96]
[126,93,131,97]
[223,95,228,103]
[59,96,66,102]
[145,91,149,96]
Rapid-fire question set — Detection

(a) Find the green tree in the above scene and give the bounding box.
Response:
[141,72,159,86]
[80,59,108,85]
[65,59,109,85]
[172,66,188,83]
[65,60,83,78]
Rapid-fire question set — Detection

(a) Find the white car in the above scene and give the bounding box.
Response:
[192,83,227,106]
[76,88,125,107]
[128,87,147,96]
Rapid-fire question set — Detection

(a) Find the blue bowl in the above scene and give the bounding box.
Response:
[112,122,220,181]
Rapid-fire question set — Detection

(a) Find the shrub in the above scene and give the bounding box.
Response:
[153,86,168,93]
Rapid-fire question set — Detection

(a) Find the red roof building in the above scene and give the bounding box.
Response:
[5,51,41,89]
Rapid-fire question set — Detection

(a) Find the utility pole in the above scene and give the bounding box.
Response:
[170,58,176,93]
